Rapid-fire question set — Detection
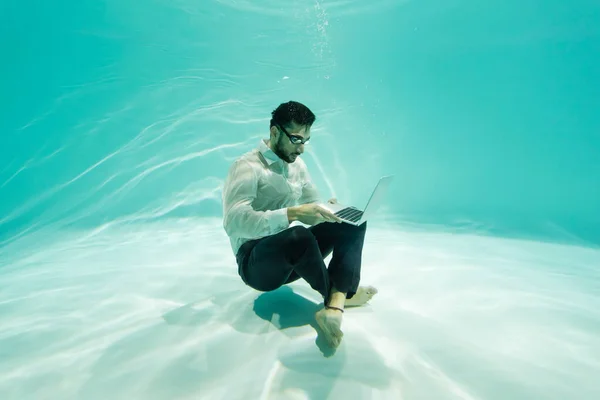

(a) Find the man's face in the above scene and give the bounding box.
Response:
[272,121,310,163]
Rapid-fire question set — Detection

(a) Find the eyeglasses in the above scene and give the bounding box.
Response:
[278,124,310,145]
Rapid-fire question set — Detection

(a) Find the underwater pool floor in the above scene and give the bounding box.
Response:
[1,218,598,399]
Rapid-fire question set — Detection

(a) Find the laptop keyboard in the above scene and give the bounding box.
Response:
[334,207,363,223]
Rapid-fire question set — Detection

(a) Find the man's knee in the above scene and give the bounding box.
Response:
[287,225,314,245]
[339,221,367,234]
[286,226,317,260]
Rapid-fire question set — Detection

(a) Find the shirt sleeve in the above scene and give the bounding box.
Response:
[222,159,290,239]
[298,162,321,204]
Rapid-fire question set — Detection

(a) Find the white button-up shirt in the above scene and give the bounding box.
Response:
[222,139,320,255]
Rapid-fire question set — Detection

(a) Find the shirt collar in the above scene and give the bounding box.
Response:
[258,139,281,166]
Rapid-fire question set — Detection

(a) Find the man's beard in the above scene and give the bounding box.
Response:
[274,137,297,163]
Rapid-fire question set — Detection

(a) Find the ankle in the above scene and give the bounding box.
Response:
[329,293,346,309]
[325,305,344,313]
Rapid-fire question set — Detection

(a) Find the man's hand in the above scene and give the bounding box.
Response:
[288,204,342,225]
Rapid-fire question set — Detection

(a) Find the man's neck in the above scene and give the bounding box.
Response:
[266,139,287,164]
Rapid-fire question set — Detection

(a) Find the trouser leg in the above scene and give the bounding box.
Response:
[309,221,367,299]
[236,222,368,302]
[237,225,331,300]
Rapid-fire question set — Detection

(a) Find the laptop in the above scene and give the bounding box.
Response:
[318,175,394,225]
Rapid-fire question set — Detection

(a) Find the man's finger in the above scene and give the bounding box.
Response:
[316,210,330,222]
[316,206,341,223]
[322,210,342,223]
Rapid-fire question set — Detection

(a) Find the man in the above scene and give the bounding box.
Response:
[221,101,377,348]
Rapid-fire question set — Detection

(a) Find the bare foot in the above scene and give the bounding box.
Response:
[345,285,378,307]
[315,307,343,348]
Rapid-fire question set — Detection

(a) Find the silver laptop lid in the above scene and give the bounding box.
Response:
[360,175,394,222]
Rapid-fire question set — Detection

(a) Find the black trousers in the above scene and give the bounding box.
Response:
[236,221,367,303]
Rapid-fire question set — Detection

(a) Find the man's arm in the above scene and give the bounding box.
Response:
[298,161,321,204]
[222,159,291,238]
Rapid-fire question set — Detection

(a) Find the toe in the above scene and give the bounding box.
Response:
[331,334,342,348]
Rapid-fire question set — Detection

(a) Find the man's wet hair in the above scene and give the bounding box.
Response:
[270,101,316,129]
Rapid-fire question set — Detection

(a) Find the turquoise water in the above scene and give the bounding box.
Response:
[1,1,599,399]
[2,0,599,245]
